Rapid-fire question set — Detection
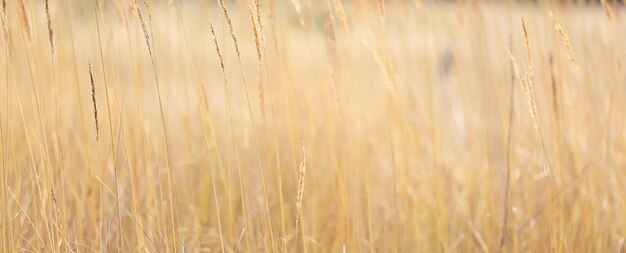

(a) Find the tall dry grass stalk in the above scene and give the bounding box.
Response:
[210,21,251,251]
[218,1,277,250]
[12,0,61,248]
[1,11,8,248]
[254,2,293,248]
[135,0,179,250]
[499,34,515,252]
[294,142,307,250]
[216,0,258,137]
[511,21,563,234]
[89,53,105,252]
[92,1,127,251]
[3,2,626,252]
[45,4,68,240]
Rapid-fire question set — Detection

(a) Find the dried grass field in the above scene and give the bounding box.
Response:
[1,0,626,252]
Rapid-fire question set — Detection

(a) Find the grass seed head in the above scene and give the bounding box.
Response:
[88,59,99,141]
[45,0,54,54]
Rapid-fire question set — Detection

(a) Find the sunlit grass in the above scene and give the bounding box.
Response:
[1,0,625,252]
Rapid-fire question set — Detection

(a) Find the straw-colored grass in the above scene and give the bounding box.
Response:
[1,0,625,252]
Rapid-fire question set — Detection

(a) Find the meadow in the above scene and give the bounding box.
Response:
[1,0,626,252]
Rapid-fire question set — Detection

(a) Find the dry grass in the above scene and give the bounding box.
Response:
[1,0,626,252]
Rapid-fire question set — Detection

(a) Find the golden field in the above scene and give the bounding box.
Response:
[1,0,626,252]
